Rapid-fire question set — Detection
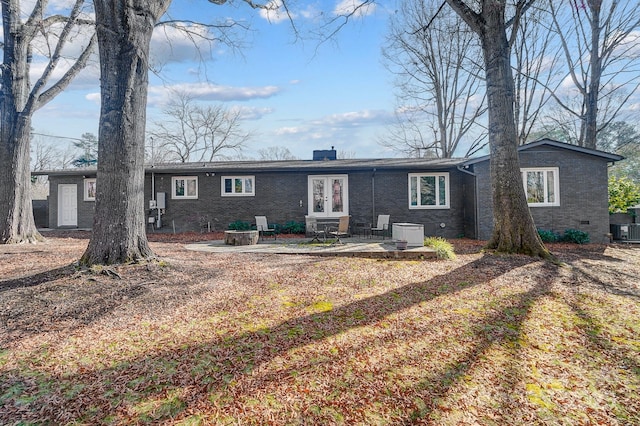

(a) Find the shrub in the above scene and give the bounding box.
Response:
[228,220,251,231]
[281,221,306,234]
[537,228,560,243]
[608,176,640,214]
[424,236,456,260]
[562,228,590,244]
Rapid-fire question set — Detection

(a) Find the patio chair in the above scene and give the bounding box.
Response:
[371,214,390,239]
[255,216,276,241]
[329,215,351,244]
[306,215,326,243]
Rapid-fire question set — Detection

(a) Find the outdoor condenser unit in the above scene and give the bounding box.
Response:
[611,224,629,240]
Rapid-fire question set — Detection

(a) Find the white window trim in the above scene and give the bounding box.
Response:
[408,172,450,209]
[83,178,96,201]
[521,167,560,207]
[221,175,255,197]
[171,176,198,199]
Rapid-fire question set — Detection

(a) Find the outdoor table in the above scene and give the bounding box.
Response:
[354,222,371,238]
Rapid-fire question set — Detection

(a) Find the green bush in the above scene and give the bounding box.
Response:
[281,221,306,234]
[608,176,640,214]
[537,228,561,243]
[561,229,590,244]
[228,220,252,231]
[424,236,457,260]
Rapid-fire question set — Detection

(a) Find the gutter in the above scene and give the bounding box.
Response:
[371,168,376,225]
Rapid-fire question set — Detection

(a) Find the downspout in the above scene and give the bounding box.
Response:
[457,163,478,239]
[371,168,376,225]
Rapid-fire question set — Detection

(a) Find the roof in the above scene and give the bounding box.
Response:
[33,139,623,177]
[33,157,467,176]
[462,138,624,166]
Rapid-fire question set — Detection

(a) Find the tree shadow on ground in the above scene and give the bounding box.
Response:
[0,262,223,347]
[560,249,640,299]
[1,253,550,424]
[0,265,76,293]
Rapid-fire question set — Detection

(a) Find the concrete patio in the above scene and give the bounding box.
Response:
[185,236,437,260]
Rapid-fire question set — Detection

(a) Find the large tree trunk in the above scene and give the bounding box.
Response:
[0,0,43,244]
[81,0,168,265]
[582,1,602,150]
[0,119,43,244]
[446,0,550,258]
[480,3,549,258]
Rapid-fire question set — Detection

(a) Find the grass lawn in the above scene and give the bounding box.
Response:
[0,234,639,424]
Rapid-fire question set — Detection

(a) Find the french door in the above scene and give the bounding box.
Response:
[308,175,349,217]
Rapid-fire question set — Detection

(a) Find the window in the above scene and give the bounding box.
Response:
[522,168,559,206]
[84,178,96,201]
[408,173,450,209]
[172,176,198,199]
[222,176,255,196]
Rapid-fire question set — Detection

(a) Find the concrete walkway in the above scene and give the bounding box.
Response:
[185,237,437,260]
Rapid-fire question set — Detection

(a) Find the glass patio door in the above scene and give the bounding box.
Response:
[308,175,348,217]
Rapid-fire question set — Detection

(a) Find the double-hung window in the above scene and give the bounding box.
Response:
[172,176,198,199]
[222,176,255,196]
[408,172,450,209]
[522,168,559,206]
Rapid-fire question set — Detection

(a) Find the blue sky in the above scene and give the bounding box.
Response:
[32,0,400,161]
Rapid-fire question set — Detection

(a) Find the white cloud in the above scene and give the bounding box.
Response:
[612,30,640,58]
[28,58,100,93]
[85,92,101,105]
[147,82,283,107]
[333,0,376,17]
[259,0,293,24]
[275,126,304,135]
[312,109,393,127]
[232,106,275,121]
[150,23,217,66]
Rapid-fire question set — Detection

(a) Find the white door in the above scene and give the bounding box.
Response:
[58,184,78,226]
[308,175,348,217]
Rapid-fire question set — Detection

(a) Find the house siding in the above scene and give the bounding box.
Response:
[145,171,310,232]
[48,175,96,229]
[144,167,467,238]
[473,145,613,243]
[36,140,620,243]
[371,168,466,238]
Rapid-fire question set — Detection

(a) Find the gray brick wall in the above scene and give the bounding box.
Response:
[48,176,96,229]
[144,167,468,237]
[45,146,612,243]
[473,145,613,243]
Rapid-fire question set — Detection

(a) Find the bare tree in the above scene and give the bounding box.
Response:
[148,93,251,162]
[512,4,562,145]
[382,0,487,158]
[81,0,170,265]
[548,0,640,149]
[0,0,97,243]
[31,138,59,173]
[445,0,551,258]
[257,146,298,160]
[337,149,357,159]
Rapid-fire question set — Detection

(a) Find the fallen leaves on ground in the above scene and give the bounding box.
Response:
[0,232,638,425]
